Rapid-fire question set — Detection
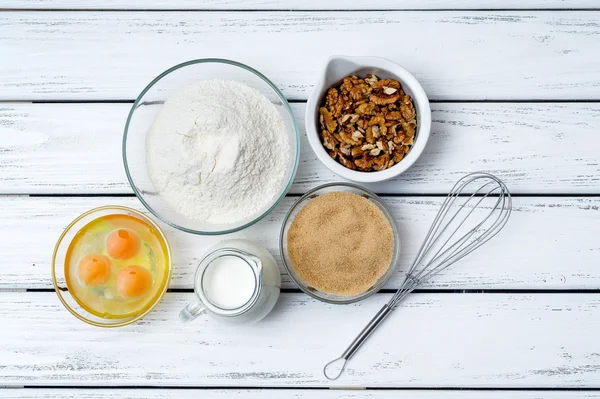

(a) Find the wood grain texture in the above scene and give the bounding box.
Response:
[1,292,599,387]
[2,12,600,100]
[2,389,600,399]
[2,102,600,195]
[3,0,599,10]
[2,195,600,290]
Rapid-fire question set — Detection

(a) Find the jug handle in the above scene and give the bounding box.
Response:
[179,299,206,323]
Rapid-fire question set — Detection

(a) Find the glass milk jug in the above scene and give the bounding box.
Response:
[179,239,281,325]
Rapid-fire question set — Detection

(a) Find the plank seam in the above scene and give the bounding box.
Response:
[1,99,598,105]
[2,8,600,12]
[21,193,600,198]
[21,288,600,294]
[15,386,600,390]
[1,99,599,104]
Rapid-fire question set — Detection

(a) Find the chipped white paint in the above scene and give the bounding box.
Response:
[1,389,599,399]
[1,12,600,100]
[2,195,600,290]
[1,292,599,387]
[1,103,600,194]
[3,0,599,10]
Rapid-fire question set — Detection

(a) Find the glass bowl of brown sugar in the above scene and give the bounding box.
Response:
[280,183,400,304]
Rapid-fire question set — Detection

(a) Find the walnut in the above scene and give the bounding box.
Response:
[339,131,362,146]
[355,155,374,170]
[369,116,388,136]
[356,103,375,115]
[393,134,406,145]
[369,148,381,156]
[351,131,365,141]
[356,118,368,130]
[372,79,401,90]
[338,153,356,169]
[351,146,363,157]
[326,88,338,108]
[341,76,370,101]
[353,86,370,101]
[365,126,376,144]
[372,125,381,138]
[371,92,401,106]
[376,140,389,152]
[400,119,416,138]
[387,140,396,153]
[341,114,360,126]
[400,95,416,120]
[322,130,339,151]
[332,95,346,117]
[318,74,417,172]
[392,147,405,163]
[365,74,378,86]
[373,153,390,170]
[370,79,402,106]
[385,111,403,121]
[361,144,376,151]
[319,107,337,133]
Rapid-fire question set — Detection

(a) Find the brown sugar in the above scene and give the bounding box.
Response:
[286,191,394,296]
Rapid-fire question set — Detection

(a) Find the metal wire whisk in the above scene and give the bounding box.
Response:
[323,172,512,380]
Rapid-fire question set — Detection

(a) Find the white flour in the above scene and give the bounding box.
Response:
[146,79,291,225]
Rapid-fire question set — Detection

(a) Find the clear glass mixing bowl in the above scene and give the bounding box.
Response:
[123,59,300,235]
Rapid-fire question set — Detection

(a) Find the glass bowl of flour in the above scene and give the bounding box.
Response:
[123,59,300,235]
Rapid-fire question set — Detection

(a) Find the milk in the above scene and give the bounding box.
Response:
[180,239,281,325]
[202,255,256,309]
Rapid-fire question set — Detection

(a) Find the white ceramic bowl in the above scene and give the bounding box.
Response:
[305,56,431,183]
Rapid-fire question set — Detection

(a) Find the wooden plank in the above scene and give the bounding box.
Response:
[2,102,600,195]
[2,0,598,10]
[2,12,599,100]
[2,389,600,399]
[1,292,599,387]
[2,195,600,290]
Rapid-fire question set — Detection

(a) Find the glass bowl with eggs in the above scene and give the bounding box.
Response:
[123,59,300,235]
[52,206,172,327]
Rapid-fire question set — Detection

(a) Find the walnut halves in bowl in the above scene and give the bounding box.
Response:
[318,74,417,172]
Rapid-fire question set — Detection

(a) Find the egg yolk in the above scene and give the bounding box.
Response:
[105,228,141,260]
[116,265,152,298]
[78,254,112,286]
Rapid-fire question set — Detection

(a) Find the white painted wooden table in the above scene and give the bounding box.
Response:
[1,1,600,397]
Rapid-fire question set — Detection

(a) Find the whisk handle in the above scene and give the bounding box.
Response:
[343,304,392,359]
[324,304,392,380]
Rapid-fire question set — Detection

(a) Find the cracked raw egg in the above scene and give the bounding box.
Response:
[116,265,152,298]
[105,228,141,260]
[78,254,112,286]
